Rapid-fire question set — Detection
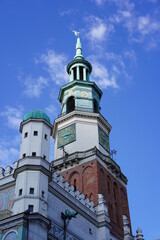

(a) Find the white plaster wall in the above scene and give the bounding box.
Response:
[48,192,97,240]
[29,222,48,240]
[20,121,51,161]
[13,170,48,217]
[96,226,111,240]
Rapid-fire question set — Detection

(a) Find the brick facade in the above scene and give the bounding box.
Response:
[60,159,132,240]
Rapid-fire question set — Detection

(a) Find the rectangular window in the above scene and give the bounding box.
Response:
[24,132,28,138]
[28,205,34,213]
[32,152,36,157]
[44,134,48,140]
[42,191,45,198]
[19,189,22,196]
[30,188,34,194]
[43,155,46,160]
[33,131,38,136]
[23,153,26,158]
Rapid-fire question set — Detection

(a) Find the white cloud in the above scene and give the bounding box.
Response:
[59,9,76,16]
[89,22,106,41]
[85,16,114,49]
[45,104,59,118]
[0,135,20,167]
[23,75,48,98]
[109,1,160,49]
[95,0,105,6]
[123,49,136,63]
[37,50,68,85]
[138,15,160,36]
[91,61,119,89]
[0,106,23,129]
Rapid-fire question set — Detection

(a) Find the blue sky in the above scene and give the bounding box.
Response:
[0,0,160,238]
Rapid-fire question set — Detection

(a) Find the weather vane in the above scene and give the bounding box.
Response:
[72,30,80,38]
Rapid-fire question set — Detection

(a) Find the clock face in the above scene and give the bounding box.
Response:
[57,123,76,148]
[98,127,110,153]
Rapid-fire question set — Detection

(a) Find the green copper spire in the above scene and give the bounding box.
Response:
[72,31,83,60]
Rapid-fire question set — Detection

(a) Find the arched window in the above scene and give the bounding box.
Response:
[115,202,120,226]
[66,96,75,113]
[86,69,89,81]
[107,176,111,194]
[113,182,118,202]
[79,66,83,80]
[89,192,94,201]
[74,179,77,191]
[120,188,126,214]
[93,99,98,113]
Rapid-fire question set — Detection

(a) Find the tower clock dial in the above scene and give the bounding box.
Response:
[57,123,76,148]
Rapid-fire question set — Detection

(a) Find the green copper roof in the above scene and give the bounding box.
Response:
[23,110,50,123]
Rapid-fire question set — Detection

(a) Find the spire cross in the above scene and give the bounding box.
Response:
[110,149,117,160]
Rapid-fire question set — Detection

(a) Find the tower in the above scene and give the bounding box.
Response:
[52,36,133,239]
[13,110,52,217]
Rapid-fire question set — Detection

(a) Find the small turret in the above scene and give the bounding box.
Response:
[19,110,52,161]
[13,110,52,217]
[136,227,144,240]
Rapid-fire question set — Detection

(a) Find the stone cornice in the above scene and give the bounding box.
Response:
[51,147,127,184]
[53,111,112,138]
[19,118,53,133]
[0,212,50,230]
[13,164,52,181]
[0,179,15,191]
[58,80,102,103]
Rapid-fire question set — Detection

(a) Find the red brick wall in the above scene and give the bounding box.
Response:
[59,159,132,239]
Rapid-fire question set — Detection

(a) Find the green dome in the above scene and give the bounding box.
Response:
[23,110,50,123]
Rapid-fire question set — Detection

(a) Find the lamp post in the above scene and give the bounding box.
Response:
[61,210,78,240]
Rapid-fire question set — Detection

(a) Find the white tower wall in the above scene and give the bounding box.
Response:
[20,120,51,161]
[13,169,49,217]
[13,115,52,218]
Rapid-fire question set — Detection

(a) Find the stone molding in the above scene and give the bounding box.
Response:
[13,164,52,181]
[53,110,111,138]
[51,146,127,184]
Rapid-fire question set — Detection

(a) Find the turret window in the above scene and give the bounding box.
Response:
[30,188,34,194]
[33,131,38,136]
[43,155,46,159]
[79,66,83,80]
[32,152,36,156]
[23,153,26,158]
[28,205,34,213]
[24,132,28,138]
[42,191,45,198]
[19,189,22,196]
[44,134,48,140]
